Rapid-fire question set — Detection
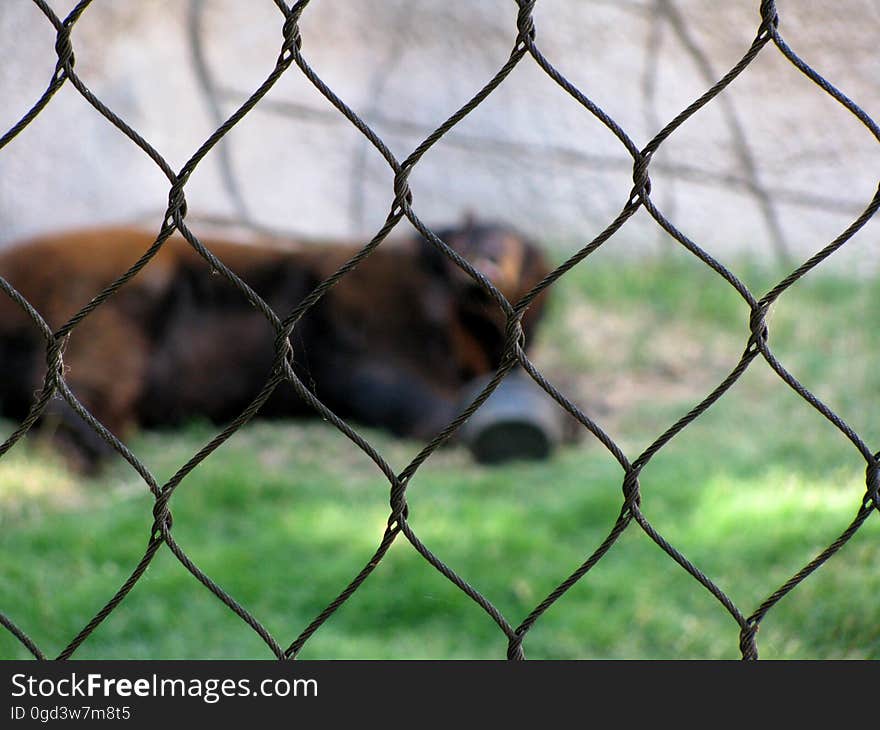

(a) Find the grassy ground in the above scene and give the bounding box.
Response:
[1,249,878,659]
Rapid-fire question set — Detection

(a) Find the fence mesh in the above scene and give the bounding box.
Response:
[1,0,878,660]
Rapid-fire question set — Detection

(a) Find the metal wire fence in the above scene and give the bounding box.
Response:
[1,0,878,660]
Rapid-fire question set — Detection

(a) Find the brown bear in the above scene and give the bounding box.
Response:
[0,219,551,469]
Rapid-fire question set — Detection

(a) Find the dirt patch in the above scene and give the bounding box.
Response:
[530,300,756,433]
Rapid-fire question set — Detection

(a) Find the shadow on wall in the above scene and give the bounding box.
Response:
[0,0,877,265]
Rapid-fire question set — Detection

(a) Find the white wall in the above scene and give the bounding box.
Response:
[1,0,878,268]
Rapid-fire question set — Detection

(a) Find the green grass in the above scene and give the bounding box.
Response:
[1,251,878,659]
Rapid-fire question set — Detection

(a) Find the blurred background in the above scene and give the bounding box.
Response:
[0,0,878,660]
[1,0,878,263]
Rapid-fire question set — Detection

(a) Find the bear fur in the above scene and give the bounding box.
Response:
[0,220,551,468]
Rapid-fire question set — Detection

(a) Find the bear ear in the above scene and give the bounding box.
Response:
[460,209,478,232]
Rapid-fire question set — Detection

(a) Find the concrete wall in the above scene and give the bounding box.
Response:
[1,0,878,268]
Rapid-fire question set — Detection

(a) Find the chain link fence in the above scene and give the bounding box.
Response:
[0,0,878,660]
